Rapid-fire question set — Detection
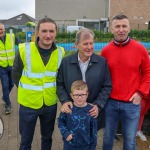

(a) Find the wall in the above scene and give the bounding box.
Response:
[35,0,110,30]
[110,0,150,30]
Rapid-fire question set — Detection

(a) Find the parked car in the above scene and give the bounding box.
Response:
[66,25,84,33]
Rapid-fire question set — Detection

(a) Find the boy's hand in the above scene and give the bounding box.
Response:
[66,134,73,141]
[61,102,73,113]
[89,104,99,118]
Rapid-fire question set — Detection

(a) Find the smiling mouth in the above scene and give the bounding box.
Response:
[45,39,51,42]
[119,34,126,36]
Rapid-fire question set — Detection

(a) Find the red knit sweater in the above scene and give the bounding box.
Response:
[101,39,150,102]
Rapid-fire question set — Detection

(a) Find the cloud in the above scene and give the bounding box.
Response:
[0,0,35,19]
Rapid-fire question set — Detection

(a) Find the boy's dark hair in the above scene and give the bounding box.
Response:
[113,15,128,21]
[71,80,88,92]
[37,18,57,31]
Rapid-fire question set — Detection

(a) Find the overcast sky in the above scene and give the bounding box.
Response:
[0,0,35,19]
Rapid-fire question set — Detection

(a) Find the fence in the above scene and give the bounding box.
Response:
[6,29,150,50]
[57,42,150,51]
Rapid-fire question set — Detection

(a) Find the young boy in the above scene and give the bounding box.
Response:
[58,80,97,150]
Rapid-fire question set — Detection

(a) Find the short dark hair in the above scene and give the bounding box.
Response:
[37,18,57,31]
[113,15,128,21]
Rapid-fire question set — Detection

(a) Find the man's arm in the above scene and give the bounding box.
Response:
[138,47,150,96]
[15,36,22,46]
[56,59,73,113]
[92,61,112,110]
[58,112,72,140]
[12,51,23,87]
[14,36,22,53]
[56,59,72,104]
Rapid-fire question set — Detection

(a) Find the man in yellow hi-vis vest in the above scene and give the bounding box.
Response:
[0,23,21,114]
[12,18,65,150]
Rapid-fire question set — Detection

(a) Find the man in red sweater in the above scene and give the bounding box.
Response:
[101,14,150,150]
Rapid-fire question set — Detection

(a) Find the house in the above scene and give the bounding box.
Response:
[0,20,7,23]
[1,13,35,33]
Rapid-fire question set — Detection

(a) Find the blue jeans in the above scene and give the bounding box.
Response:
[19,104,57,150]
[102,99,140,150]
[0,66,14,106]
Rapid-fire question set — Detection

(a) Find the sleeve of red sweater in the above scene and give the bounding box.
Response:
[138,45,150,96]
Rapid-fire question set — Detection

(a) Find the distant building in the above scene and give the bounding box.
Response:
[0,20,7,23]
[1,13,35,32]
[36,0,150,31]
[36,0,110,32]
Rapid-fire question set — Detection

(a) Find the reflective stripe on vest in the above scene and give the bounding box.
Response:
[19,82,56,91]
[0,34,15,67]
[0,49,14,54]
[19,43,63,90]
[0,56,14,60]
[22,70,57,78]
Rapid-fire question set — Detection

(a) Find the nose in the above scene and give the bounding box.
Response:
[87,43,93,49]
[119,27,124,32]
[78,95,82,99]
[46,33,51,38]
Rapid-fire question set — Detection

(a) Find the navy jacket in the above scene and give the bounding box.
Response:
[56,51,112,129]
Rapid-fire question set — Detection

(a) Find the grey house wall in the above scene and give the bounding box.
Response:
[36,0,110,30]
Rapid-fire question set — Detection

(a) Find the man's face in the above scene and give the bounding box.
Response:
[76,33,94,62]
[111,18,130,42]
[37,22,56,49]
[0,24,5,38]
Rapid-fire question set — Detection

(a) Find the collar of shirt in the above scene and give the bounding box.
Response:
[78,53,90,82]
[78,53,90,64]
[113,36,130,47]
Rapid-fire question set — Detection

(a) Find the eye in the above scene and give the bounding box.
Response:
[41,30,47,33]
[73,94,87,99]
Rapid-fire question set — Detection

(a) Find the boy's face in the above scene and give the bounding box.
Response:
[70,89,88,107]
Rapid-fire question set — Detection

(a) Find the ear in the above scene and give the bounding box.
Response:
[87,92,89,97]
[111,27,113,34]
[128,25,131,33]
[75,41,78,48]
[70,93,73,99]
[36,31,39,37]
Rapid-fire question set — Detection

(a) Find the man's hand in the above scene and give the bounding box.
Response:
[61,102,73,113]
[89,104,99,118]
[66,134,73,141]
[129,93,142,105]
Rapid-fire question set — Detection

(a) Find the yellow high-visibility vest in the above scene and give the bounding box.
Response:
[0,33,15,67]
[18,42,65,109]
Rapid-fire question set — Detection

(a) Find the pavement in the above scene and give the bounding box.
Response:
[0,85,150,150]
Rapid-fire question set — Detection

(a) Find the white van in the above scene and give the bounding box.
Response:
[66,26,84,33]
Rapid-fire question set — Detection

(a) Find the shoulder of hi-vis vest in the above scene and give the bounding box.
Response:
[18,42,65,109]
